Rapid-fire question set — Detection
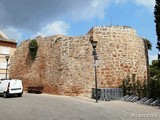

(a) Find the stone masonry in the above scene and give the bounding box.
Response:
[9,26,147,96]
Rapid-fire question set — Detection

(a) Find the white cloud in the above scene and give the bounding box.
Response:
[112,0,128,4]
[113,0,155,10]
[71,0,154,21]
[149,54,158,65]
[72,0,109,21]
[133,0,155,10]
[2,27,22,41]
[34,21,70,37]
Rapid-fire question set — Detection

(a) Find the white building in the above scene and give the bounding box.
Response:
[0,31,17,79]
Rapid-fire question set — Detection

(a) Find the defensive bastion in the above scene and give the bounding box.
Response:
[10,26,147,96]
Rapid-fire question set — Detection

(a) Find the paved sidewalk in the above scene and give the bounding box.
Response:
[94,100,160,120]
[42,94,160,120]
[0,93,159,120]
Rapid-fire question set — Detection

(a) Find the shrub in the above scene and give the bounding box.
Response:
[147,79,160,99]
[28,39,38,60]
[120,75,132,95]
[120,74,147,98]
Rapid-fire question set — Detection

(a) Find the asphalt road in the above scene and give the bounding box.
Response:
[0,93,159,120]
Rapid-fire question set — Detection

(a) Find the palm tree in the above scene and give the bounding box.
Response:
[143,38,152,82]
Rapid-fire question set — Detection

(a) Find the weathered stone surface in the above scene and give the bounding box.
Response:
[9,26,147,96]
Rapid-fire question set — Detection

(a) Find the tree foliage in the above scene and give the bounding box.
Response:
[28,39,38,60]
[147,78,160,99]
[154,0,160,66]
[120,74,144,97]
[150,60,160,79]
[143,38,152,50]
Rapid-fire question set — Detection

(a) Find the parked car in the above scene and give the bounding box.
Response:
[0,79,23,98]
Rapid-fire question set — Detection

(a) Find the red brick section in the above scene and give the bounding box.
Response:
[0,40,17,48]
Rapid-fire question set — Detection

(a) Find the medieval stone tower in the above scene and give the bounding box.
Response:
[10,26,147,96]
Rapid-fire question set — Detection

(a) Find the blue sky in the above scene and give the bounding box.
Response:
[0,0,157,63]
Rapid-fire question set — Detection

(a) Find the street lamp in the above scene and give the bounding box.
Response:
[90,37,98,103]
[5,55,10,79]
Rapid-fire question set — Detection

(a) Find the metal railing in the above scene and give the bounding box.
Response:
[92,88,123,101]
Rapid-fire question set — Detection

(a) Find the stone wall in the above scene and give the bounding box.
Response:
[91,26,147,88]
[10,26,147,96]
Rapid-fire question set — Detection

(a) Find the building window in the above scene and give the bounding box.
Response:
[0,47,10,54]
[0,61,6,69]
[0,73,6,79]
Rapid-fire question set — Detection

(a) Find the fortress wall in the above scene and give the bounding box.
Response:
[91,26,147,87]
[10,26,147,96]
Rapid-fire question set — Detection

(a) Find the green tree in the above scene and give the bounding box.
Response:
[154,0,160,67]
[150,60,160,79]
[147,78,160,99]
[148,60,160,98]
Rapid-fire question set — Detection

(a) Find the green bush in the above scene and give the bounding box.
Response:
[150,60,160,79]
[147,79,160,99]
[120,75,132,95]
[148,60,160,98]
[28,39,38,60]
[120,59,160,99]
[120,74,147,98]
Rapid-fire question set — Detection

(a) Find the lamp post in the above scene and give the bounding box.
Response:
[5,55,10,79]
[90,38,98,103]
